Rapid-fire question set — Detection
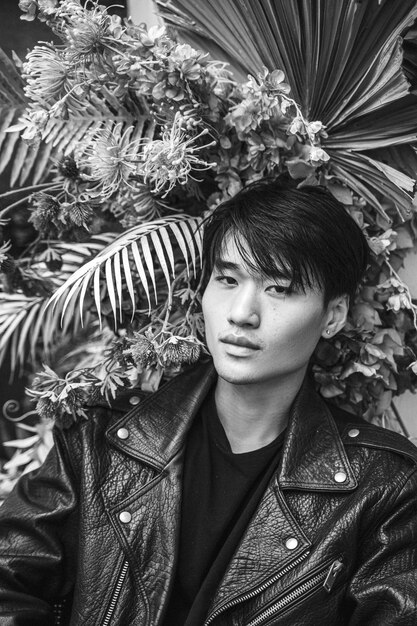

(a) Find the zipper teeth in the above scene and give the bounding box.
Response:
[246,568,328,626]
[204,551,310,625]
[102,560,129,626]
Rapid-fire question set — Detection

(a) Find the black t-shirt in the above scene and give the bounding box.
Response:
[162,390,285,625]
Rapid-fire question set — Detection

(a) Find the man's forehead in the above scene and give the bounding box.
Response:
[215,237,290,280]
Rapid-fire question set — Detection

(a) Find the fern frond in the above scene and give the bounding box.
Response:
[48,216,204,328]
[0,235,115,375]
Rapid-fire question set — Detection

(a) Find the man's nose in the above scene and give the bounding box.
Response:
[227,287,260,327]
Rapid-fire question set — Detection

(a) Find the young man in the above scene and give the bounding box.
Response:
[0,179,416,625]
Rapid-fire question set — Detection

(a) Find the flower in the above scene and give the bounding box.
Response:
[129,332,158,369]
[60,201,93,229]
[260,68,291,95]
[59,0,123,64]
[309,146,330,163]
[23,45,69,105]
[138,112,216,196]
[28,193,61,234]
[160,335,201,366]
[78,124,141,199]
[36,396,57,421]
[168,43,208,81]
[7,109,49,145]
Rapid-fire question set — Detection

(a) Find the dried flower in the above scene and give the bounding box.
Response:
[36,396,57,421]
[129,332,157,368]
[29,193,61,234]
[78,123,140,199]
[60,201,93,229]
[138,112,216,196]
[160,335,201,366]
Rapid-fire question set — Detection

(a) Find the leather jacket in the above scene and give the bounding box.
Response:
[0,360,416,625]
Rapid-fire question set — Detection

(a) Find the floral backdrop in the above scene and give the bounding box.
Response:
[1,0,417,496]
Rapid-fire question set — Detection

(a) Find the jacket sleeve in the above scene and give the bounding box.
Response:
[0,427,79,625]
[347,464,417,625]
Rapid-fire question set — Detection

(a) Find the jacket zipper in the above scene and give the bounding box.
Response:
[246,559,344,626]
[102,560,129,626]
[204,551,310,625]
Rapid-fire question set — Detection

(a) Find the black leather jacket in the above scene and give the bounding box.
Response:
[0,361,417,625]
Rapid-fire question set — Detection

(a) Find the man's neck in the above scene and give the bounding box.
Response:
[214,372,305,453]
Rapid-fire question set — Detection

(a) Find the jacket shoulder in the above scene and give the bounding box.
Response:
[327,402,417,466]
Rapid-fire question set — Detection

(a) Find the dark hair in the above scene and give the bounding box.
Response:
[202,178,370,304]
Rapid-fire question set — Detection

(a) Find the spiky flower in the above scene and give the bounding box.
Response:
[23,44,69,105]
[78,124,140,199]
[36,396,57,421]
[129,332,157,369]
[58,0,123,65]
[60,201,93,229]
[138,112,216,196]
[160,335,201,367]
[29,193,61,234]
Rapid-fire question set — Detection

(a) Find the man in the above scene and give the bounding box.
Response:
[0,179,416,625]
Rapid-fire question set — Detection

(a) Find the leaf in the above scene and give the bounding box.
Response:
[160,0,417,218]
[0,236,113,375]
[329,150,414,220]
[48,216,204,327]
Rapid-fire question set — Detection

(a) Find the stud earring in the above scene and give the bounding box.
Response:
[325,329,331,336]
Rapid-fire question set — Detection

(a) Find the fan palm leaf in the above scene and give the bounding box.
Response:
[158,0,417,219]
[0,235,114,375]
[48,215,203,328]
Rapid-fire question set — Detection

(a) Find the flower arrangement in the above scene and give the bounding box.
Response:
[1,0,417,495]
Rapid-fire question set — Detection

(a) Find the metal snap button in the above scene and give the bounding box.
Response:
[119,511,132,524]
[334,471,347,483]
[117,427,129,440]
[285,537,298,550]
[129,395,141,406]
[348,428,359,438]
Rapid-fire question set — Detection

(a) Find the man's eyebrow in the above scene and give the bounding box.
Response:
[213,259,241,272]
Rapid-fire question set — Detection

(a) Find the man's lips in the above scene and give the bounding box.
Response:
[219,334,261,350]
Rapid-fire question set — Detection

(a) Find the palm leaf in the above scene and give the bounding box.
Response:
[0,235,114,375]
[48,216,203,328]
[159,0,417,218]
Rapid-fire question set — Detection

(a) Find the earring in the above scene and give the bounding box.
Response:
[325,329,331,336]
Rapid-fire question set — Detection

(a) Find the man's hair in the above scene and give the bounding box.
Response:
[201,178,370,304]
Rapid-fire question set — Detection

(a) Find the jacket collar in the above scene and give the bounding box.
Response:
[278,375,357,491]
[106,360,217,470]
[107,360,356,491]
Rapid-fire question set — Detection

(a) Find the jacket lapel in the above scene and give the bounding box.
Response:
[207,376,357,620]
[106,360,217,469]
[278,376,357,491]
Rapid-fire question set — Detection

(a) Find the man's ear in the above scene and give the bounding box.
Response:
[322,295,349,338]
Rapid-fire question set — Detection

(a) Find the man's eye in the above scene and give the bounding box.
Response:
[215,274,236,285]
[266,284,291,295]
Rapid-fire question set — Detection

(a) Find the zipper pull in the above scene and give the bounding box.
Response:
[323,559,344,593]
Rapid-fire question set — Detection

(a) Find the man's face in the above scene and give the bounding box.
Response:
[202,235,335,389]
